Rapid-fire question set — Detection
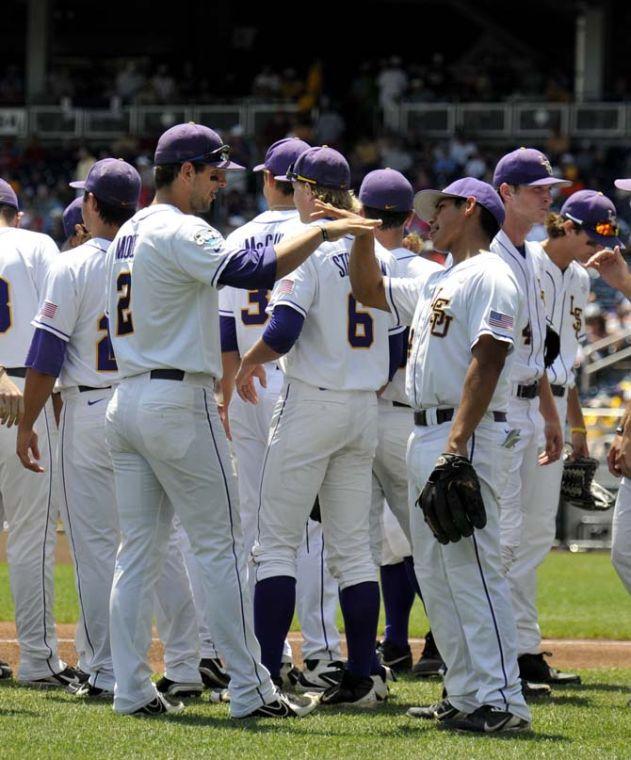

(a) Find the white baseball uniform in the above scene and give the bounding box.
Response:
[490,231,547,570]
[0,226,64,681]
[220,209,341,662]
[104,203,276,716]
[385,251,530,721]
[513,254,590,654]
[612,477,631,595]
[252,228,396,589]
[370,248,442,565]
[34,237,201,690]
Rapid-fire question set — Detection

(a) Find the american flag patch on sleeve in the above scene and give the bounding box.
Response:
[489,310,514,329]
[277,279,295,296]
[40,300,58,319]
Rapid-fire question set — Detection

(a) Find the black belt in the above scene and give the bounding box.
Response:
[515,382,539,399]
[150,369,185,381]
[78,385,112,393]
[392,401,411,409]
[550,384,567,398]
[414,408,507,426]
[5,367,26,378]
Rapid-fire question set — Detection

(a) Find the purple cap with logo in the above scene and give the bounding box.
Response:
[414,177,505,228]
[70,158,141,208]
[153,122,244,170]
[0,179,18,210]
[493,147,571,189]
[359,168,414,212]
[277,145,350,190]
[561,189,622,247]
[62,197,84,238]
[253,138,311,180]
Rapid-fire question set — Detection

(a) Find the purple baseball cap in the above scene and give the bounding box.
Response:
[493,147,571,189]
[561,189,622,247]
[414,177,505,227]
[253,138,311,180]
[70,158,141,208]
[154,122,244,170]
[62,197,84,238]
[359,169,413,212]
[0,179,18,210]
[278,145,350,190]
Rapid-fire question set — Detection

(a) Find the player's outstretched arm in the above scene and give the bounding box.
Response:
[586,245,631,298]
[0,368,24,427]
[445,335,510,456]
[235,338,281,405]
[538,375,563,465]
[17,368,56,473]
[567,385,589,459]
[218,350,240,440]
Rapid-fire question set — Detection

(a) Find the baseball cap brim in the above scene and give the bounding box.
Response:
[615,179,631,191]
[69,180,86,189]
[253,163,266,173]
[211,159,245,171]
[273,173,293,182]
[414,189,462,222]
[525,177,572,188]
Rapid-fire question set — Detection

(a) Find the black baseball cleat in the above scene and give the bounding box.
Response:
[237,692,318,719]
[0,659,13,680]
[132,693,184,716]
[521,678,552,701]
[295,659,345,692]
[199,657,230,689]
[407,698,468,721]
[518,652,581,685]
[412,631,446,678]
[156,675,203,699]
[279,662,302,689]
[377,640,413,673]
[320,670,378,708]
[20,665,88,689]
[371,665,394,701]
[439,704,531,734]
[71,683,114,699]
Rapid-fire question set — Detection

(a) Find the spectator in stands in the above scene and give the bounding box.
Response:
[314,97,345,147]
[74,145,96,184]
[252,66,281,99]
[115,61,146,104]
[378,56,408,129]
[152,64,177,103]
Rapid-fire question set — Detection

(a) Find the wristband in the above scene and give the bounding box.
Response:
[317,224,329,243]
[570,427,587,435]
[616,425,625,436]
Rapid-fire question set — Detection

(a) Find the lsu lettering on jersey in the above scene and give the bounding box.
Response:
[105,203,237,379]
[268,225,399,391]
[0,227,58,366]
[385,251,521,412]
[218,209,298,357]
[541,256,590,387]
[380,248,443,405]
[491,231,546,384]
[32,238,117,389]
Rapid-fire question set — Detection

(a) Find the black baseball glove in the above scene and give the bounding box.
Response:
[561,455,615,511]
[417,453,487,544]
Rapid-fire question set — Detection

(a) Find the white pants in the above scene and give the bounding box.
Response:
[106,373,274,716]
[253,378,378,590]
[408,418,530,721]
[612,477,631,595]
[0,375,63,680]
[499,395,543,571]
[507,394,566,655]
[370,400,414,565]
[381,503,412,566]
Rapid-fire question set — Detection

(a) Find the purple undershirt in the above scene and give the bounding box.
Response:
[220,315,238,352]
[217,246,277,290]
[262,305,304,354]
[25,328,66,377]
[388,331,405,381]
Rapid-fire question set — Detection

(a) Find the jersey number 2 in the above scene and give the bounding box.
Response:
[116,271,134,336]
[0,277,12,333]
[348,295,374,348]
[97,315,117,372]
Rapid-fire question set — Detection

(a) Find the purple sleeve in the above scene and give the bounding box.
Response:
[262,304,304,355]
[220,315,239,352]
[25,328,67,377]
[217,246,277,290]
[388,331,406,381]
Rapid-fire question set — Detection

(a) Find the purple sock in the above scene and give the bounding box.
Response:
[339,581,380,678]
[254,576,296,680]
[380,561,415,649]
[403,554,423,599]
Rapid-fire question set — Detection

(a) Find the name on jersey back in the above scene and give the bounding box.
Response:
[115,235,137,260]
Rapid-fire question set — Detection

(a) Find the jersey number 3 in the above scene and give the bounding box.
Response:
[348,295,374,348]
[116,271,134,336]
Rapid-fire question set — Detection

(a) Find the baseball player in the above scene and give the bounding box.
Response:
[357,168,442,673]
[235,146,397,707]
[18,158,205,700]
[490,148,574,689]
[61,197,89,251]
[0,178,83,687]
[343,176,532,733]
[99,124,378,717]
[518,190,620,685]
[219,137,343,689]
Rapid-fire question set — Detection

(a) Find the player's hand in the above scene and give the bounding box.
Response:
[569,430,589,459]
[609,432,631,478]
[0,371,24,428]
[217,401,231,440]
[585,246,630,291]
[608,434,623,477]
[539,419,563,465]
[235,362,267,404]
[16,426,44,473]
[310,200,382,239]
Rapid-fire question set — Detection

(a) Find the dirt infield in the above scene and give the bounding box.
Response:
[0,623,629,675]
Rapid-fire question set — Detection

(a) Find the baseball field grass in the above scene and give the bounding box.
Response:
[0,550,630,759]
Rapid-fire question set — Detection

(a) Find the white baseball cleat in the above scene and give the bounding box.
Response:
[295,659,344,692]
[131,693,185,717]
[236,691,318,719]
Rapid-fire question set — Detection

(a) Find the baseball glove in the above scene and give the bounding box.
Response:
[417,453,487,544]
[561,455,615,511]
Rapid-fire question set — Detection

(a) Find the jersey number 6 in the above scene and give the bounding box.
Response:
[116,271,134,336]
[348,295,374,348]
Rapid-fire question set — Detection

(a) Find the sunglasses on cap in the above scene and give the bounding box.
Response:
[285,162,317,185]
[564,213,620,238]
[187,144,231,164]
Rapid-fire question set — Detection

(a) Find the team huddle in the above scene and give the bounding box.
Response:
[0,122,629,733]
